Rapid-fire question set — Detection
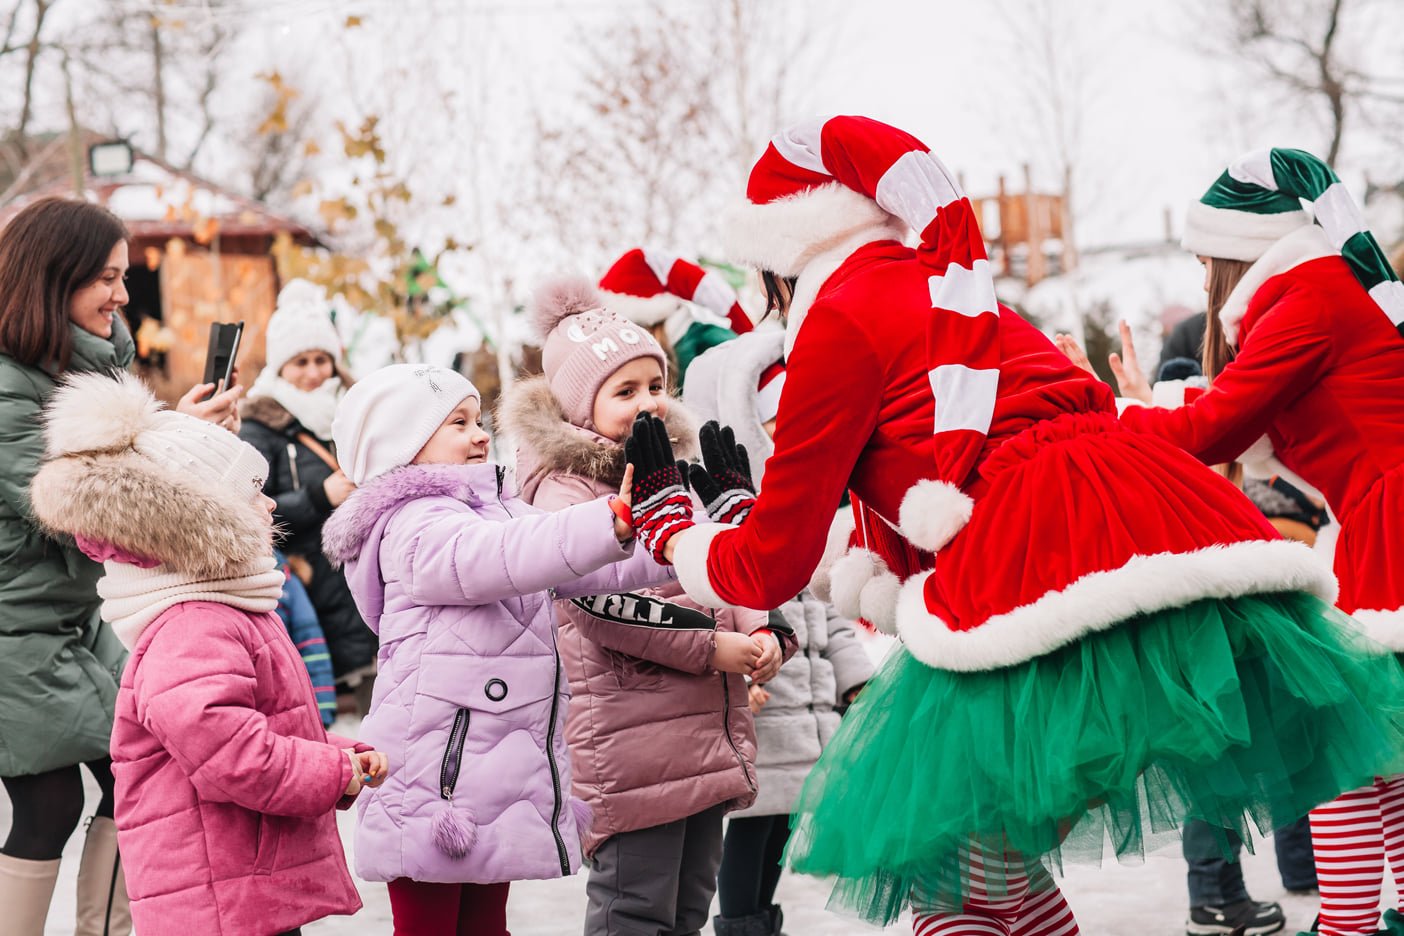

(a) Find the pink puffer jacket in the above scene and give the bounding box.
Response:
[111,601,363,936]
[502,378,790,855]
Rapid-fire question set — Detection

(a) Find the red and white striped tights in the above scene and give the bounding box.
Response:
[911,846,1079,936]
[1311,776,1404,935]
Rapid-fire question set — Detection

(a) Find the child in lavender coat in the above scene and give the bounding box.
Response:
[322,363,672,936]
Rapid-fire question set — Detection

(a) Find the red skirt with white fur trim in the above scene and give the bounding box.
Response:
[894,412,1337,671]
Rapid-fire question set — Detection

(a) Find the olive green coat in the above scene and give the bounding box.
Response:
[0,321,133,777]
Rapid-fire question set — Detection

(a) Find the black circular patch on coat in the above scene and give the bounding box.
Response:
[484,678,508,702]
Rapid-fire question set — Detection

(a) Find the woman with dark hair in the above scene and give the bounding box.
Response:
[0,196,241,936]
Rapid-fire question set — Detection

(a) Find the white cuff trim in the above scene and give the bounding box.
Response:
[897,540,1337,671]
[671,523,737,609]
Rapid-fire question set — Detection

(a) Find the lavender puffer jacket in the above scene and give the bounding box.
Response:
[321,463,672,884]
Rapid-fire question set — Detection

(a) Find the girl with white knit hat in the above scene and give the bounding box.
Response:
[240,279,376,708]
[320,363,676,935]
[1061,148,1404,936]
[29,371,386,936]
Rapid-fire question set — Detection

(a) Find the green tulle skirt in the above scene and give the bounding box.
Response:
[785,592,1404,925]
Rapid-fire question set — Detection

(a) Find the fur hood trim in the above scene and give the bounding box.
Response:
[497,376,698,489]
[321,462,507,566]
[1221,224,1334,345]
[240,394,296,431]
[30,451,272,577]
[30,372,272,576]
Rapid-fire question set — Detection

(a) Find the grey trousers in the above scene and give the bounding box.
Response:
[584,804,726,936]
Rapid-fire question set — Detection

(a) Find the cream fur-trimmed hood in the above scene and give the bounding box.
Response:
[30,373,274,577]
[497,375,698,494]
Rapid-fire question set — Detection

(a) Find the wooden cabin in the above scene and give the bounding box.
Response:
[0,140,319,402]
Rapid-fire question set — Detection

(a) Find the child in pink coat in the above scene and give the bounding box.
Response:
[499,278,793,936]
[30,372,383,936]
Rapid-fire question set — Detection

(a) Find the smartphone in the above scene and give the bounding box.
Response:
[202,321,244,395]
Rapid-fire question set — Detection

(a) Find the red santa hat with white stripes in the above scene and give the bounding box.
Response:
[724,115,998,553]
[598,248,754,335]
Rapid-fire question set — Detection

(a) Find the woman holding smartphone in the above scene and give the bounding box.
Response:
[0,196,243,936]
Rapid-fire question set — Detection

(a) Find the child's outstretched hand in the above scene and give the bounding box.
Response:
[713,631,763,675]
[750,632,783,683]
[610,464,635,543]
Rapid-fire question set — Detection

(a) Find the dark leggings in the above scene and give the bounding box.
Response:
[1,759,115,861]
[717,814,791,918]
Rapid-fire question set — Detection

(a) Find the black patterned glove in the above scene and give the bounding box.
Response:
[687,421,757,525]
[625,414,695,564]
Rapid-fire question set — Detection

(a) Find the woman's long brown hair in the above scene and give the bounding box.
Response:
[0,197,129,371]
[1202,257,1253,380]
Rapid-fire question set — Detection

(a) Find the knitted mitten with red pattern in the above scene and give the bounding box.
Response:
[625,414,695,564]
[687,421,757,525]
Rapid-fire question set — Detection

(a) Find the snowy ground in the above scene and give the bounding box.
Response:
[11,755,1386,935]
[10,635,1394,934]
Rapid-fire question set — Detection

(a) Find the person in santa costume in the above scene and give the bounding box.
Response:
[598,248,755,384]
[616,116,1404,934]
[1058,148,1404,936]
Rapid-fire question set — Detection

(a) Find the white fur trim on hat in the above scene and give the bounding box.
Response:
[671,522,736,609]
[599,290,680,328]
[896,540,1336,671]
[898,480,975,552]
[1350,608,1404,652]
[1181,200,1311,263]
[722,182,895,277]
[332,364,480,485]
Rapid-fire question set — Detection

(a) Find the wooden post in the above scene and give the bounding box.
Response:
[1024,163,1046,286]
[996,174,1009,277]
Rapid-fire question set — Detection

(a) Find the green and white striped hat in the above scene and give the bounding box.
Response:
[1183,148,1404,334]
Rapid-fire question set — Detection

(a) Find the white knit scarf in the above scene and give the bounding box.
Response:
[249,372,343,441]
[99,556,286,650]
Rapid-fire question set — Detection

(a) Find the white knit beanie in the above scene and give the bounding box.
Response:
[332,363,481,484]
[263,279,344,378]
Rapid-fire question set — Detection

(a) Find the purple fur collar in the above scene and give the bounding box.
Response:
[322,462,508,565]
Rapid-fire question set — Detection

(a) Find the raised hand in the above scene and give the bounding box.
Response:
[624,413,695,564]
[686,421,757,525]
[1108,320,1152,403]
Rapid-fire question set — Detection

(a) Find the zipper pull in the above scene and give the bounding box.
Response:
[442,786,452,799]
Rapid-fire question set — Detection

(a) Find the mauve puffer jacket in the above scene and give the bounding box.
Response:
[321,462,672,884]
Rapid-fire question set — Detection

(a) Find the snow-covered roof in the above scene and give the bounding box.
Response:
[0,149,317,244]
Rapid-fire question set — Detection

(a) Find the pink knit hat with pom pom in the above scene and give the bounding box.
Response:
[534,276,668,428]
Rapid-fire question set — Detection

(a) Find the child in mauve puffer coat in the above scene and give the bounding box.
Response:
[30,372,382,936]
[321,363,674,936]
[499,278,794,936]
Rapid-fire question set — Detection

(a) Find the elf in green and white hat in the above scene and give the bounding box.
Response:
[1099,148,1404,936]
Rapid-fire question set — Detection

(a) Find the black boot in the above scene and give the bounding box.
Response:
[711,911,774,936]
[765,904,786,936]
